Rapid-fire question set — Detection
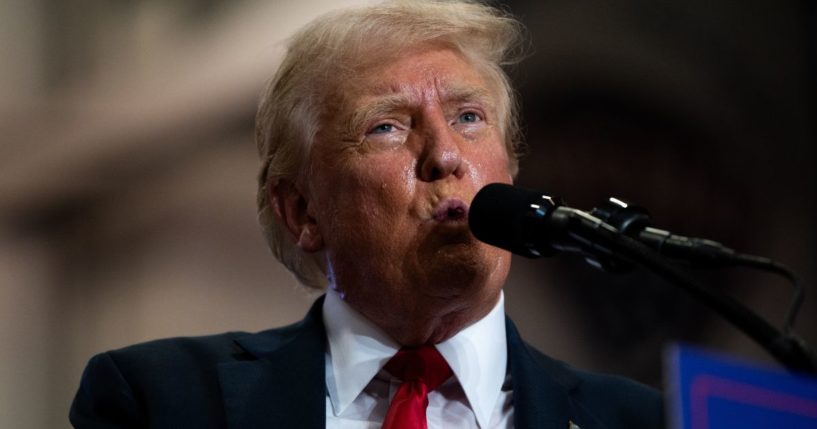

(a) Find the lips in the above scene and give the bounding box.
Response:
[432,198,469,222]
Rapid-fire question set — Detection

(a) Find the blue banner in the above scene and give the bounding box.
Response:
[665,344,817,429]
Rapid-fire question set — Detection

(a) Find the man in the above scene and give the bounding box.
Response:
[70,1,664,428]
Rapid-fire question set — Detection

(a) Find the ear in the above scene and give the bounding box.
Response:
[269,179,324,252]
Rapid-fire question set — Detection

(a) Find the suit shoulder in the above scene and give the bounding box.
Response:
[72,332,252,427]
[565,362,663,427]
[523,344,660,396]
[571,368,664,428]
[71,307,324,428]
[98,319,315,379]
[105,331,252,370]
[523,345,663,427]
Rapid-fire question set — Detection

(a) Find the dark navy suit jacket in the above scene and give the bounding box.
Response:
[70,296,664,428]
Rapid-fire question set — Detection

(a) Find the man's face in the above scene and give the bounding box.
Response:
[304,46,513,340]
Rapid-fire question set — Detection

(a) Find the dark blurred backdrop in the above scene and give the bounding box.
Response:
[501,0,816,385]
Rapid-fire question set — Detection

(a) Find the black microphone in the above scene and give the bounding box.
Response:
[469,183,736,265]
[467,183,554,257]
[468,183,617,259]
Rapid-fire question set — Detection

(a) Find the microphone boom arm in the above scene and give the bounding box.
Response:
[553,207,817,375]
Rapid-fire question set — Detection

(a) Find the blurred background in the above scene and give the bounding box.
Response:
[0,0,814,427]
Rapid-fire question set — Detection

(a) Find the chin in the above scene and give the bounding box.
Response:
[425,244,492,291]
[404,223,499,291]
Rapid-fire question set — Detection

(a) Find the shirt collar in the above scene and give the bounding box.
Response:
[322,288,507,429]
[323,289,400,417]
[435,292,507,429]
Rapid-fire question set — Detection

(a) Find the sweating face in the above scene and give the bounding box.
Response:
[303,46,513,339]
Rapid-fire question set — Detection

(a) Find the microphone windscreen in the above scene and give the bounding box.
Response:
[469,183,555,257]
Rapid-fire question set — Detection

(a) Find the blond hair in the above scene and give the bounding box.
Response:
[256,0,524,289]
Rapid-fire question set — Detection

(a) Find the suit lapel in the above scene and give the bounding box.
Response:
[218,297,327,429]
[508,317,610,429]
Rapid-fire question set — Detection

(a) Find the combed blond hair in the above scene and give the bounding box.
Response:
[256,0,525,289]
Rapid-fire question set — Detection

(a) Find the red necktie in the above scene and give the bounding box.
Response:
[381,346,453,429]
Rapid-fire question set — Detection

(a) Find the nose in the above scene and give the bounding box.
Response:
[417,114,464,182]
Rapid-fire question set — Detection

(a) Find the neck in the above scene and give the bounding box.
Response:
[339,286,502,346]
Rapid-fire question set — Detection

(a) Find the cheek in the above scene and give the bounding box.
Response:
[485,157,514,184]
[322,153,419,220]
[467,140,513,186]
[365,155,418,215]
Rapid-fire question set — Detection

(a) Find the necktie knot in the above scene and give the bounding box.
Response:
[381,346,452,429]
[385,346,452,390]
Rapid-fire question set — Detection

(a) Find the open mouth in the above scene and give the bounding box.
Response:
[432,198,469,222]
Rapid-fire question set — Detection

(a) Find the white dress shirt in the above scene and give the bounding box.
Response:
[323,288,514,428]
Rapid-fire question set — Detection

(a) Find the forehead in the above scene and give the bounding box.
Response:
[336,46,496,107]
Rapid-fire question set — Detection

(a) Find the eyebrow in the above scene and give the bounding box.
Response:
[442,85,494,105]
[343,93,411,138]
[341,84,495,138]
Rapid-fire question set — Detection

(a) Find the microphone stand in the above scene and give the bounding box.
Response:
[550,207,817,375]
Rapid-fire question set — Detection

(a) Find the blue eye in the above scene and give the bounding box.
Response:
[369,123,396,134]
[458,111,480,123]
